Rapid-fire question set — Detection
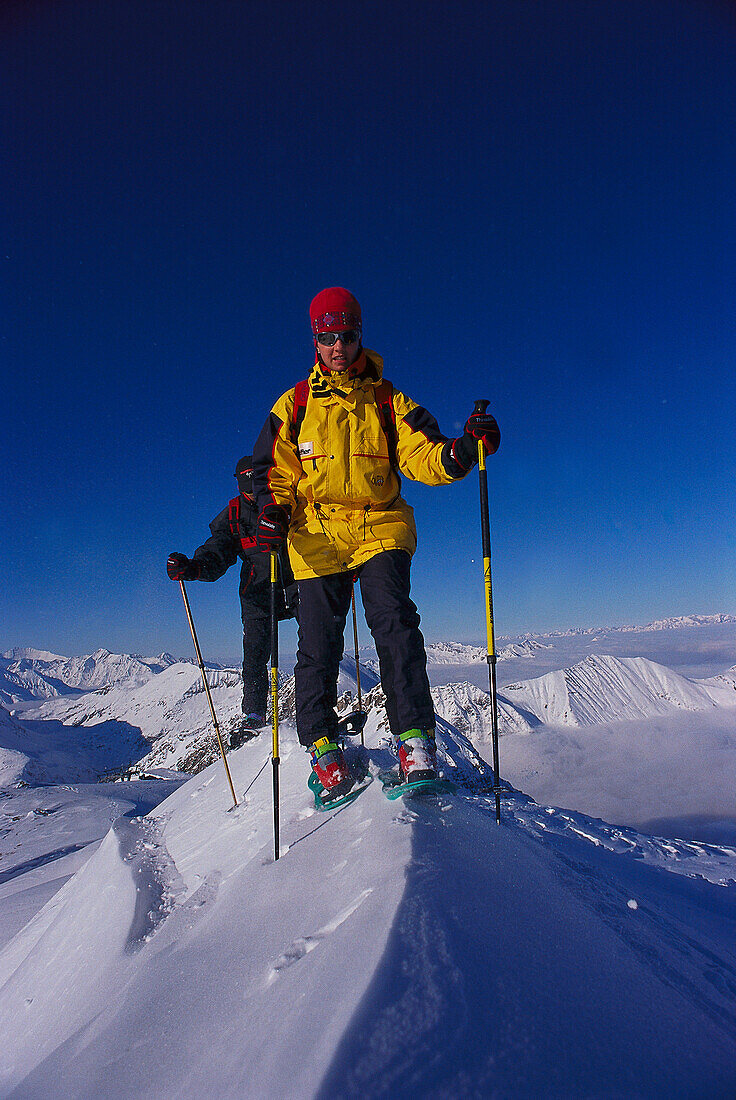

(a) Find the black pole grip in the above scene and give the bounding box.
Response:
[473,398,490,415]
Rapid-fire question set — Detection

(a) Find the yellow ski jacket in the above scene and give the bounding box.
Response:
[253,350,472,579]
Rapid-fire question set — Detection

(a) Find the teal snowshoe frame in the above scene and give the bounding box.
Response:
[308,769,372,811]
[379,769,456,800]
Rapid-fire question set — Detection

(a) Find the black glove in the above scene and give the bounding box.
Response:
[453,410,501,468]
[256,505,290,552]
[166,553,201,581]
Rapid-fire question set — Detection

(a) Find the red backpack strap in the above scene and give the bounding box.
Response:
[228,495,257,551]
[228,497,240,538]
[290,379,310,444]
[374,379,398,469]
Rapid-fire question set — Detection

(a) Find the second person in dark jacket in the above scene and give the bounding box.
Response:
[167,455,298,747]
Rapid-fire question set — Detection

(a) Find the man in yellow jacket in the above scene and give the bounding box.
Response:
[253,287,499,801]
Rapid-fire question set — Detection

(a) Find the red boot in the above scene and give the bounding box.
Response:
[395,729,438,783]
[308,737,354,800]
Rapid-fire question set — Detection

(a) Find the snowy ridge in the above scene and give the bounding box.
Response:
[498,638,554,659]
[424,641,486,664]
[431,681,537,739]
[1,648,67,663]
[25,663,243,725]
[406,638,552,665]
[622,614,736,632]
[0,720,735,1096]
[18,663,245,779]
[502,653,736,727]
[0,666,72,707]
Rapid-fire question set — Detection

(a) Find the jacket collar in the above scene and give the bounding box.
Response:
[309,349,384,400]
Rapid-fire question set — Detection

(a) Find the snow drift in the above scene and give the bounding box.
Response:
[1,720,735,1097]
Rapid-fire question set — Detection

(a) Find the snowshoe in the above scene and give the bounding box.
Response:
[308,768,372,811]
[309,737,353,794]
[381,729,454,800]
[308,737,372,811]
[379,768,456,801]
[230,713,264,750]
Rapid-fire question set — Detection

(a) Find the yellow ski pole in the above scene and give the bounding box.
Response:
[474,400,502,823]
[351,583,364,745]
[178,580,237,810]
[270,551,281,860]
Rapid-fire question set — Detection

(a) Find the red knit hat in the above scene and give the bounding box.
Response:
[309,287,362,336]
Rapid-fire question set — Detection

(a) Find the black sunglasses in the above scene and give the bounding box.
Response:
[316,329,360,347]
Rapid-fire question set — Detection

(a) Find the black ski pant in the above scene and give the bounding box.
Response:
[242,614,270,718]
[294,549,435,747]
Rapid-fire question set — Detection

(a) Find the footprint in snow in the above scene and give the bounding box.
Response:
[265,889,373,986]
[271,935,319,974]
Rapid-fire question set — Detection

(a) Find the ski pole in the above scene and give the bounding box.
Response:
[270,550,281,861]
[178,580,238,810]
[474,399,502,823]
[351,583,364,745]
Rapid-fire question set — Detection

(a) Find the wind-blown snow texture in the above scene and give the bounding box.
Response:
[1,615,736,1097]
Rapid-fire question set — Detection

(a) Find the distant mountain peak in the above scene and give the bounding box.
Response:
[501,652,736,727]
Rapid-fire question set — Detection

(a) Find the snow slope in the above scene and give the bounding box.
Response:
[0,723,735,1098]
[0,779,182,951]
[0,706,31,787]
[15,658,380,779]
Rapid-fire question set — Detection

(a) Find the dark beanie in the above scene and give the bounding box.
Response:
[235,455,253,497]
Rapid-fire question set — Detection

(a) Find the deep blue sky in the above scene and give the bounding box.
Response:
[3,0,735,661]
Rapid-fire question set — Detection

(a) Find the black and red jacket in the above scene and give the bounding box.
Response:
[192,494,297,622]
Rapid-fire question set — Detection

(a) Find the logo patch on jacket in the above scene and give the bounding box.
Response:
[372,474,385,486]
[298,441,314,458]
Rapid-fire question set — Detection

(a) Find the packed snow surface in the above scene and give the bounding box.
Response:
[1,724,735,1098]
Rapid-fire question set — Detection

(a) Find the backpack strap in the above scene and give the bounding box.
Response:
[290,375,397,469]
[228,496,240,538]
[290,379,310,443]
[228,496,257,552]
[374,379,398,469]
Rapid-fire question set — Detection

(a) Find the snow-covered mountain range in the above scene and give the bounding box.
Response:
[1,664,735,1094]
[1,616,735,1094]
[0,647,182,706]
[424,638,552,664]
[511,612,736,639]
[1,615,735,820]
[6,644,735,788]
[502,653,736,727]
